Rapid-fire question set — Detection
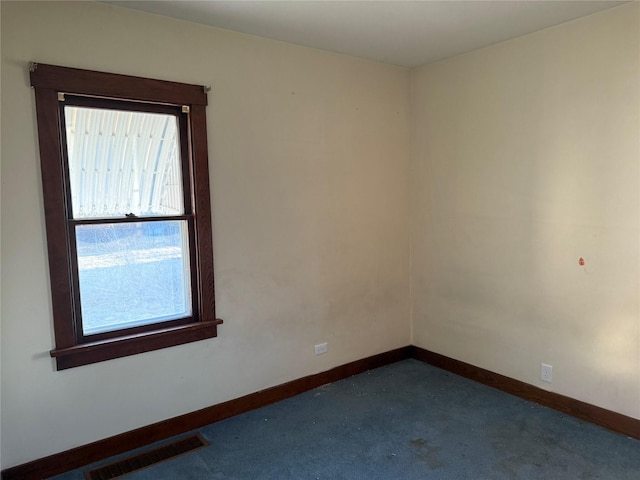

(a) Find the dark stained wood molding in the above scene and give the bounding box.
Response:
[4,345,638,479]
[32,87,78,351]
[410,346,640,441]
[50,320,223,370]
[29,63,220,370]
[189,104,217,322]
[1,347,412,480]
[29,63,207,106]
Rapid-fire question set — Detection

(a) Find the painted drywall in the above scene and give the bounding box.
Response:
[2,0,638,471]
[0,1,411,467]
[411,3,640,420]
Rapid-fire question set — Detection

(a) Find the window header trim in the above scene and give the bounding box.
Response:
[30,62,208,107]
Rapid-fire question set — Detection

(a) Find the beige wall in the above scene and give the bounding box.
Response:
[0,1,411,467]
[411,3,640,420]
[2,0,639,471]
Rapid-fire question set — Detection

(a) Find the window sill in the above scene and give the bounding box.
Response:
[50,319,223,370]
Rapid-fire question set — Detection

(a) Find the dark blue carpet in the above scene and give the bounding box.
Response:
[51,359,640,479]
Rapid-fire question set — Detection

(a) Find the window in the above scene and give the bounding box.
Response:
[30,63,222,370]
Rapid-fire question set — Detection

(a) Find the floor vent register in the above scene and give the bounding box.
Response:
[83,434,208,479]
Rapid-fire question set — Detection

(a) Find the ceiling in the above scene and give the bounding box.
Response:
[104,1,627,67]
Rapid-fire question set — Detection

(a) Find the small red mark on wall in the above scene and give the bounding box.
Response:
[578,257,585,266]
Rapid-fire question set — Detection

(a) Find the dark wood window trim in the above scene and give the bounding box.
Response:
[30,63,222,370]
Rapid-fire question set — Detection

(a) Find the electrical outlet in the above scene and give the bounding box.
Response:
[314,343,328,355]
[541,363,553,383]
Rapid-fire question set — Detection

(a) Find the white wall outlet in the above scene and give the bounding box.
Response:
[541,363,553,383]
[314,342,328,355]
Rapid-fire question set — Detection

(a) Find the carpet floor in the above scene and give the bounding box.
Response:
[50,359,640,479]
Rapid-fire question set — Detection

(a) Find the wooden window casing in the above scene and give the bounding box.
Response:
[30,63,222,370]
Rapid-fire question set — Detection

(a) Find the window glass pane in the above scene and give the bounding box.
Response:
[64,106,184,219]
[76,221,192,335]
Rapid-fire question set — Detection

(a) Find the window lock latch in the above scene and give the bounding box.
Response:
[125,212,137,218]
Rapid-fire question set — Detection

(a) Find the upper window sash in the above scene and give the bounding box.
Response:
[60,96,190,220]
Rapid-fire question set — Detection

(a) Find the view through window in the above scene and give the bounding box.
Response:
[64,105,192,336]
